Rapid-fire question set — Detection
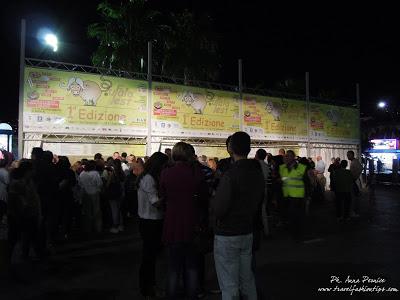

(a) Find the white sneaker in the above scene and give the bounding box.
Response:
[109,227,119,234]
[118,225,124,232]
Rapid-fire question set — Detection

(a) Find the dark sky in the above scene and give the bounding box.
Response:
[2,1,400,126]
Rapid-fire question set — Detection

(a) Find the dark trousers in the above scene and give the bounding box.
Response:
[138,218,163,296]
[167,242,199,300]
[287,197,305,239]
[334,192,352,219]
[8,216,40,260]
[198,253,205,291]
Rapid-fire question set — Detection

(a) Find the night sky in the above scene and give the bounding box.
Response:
[2,1,400,127]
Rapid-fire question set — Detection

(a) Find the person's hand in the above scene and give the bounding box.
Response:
[152,201,163,209]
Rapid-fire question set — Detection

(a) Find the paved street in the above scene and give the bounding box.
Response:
[1,185,399,300]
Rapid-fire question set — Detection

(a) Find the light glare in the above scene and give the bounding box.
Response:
[44,33,58,52]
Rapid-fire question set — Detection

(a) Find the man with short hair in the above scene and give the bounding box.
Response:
[279,150,308,241]
[113,152,120,160]
[212,132,264,300]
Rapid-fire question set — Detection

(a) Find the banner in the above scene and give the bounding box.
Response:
[243,94,308,141]
[309,103,359,144]
[23,67,148,136]
[151,83,240,137]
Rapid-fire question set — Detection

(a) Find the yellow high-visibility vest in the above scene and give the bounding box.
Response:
[279,163,307,198]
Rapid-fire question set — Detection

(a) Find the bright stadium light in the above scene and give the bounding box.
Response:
[44,33,58,52]
[378,101,387,109]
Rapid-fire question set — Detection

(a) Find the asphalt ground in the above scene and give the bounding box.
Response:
[0,185,399,300]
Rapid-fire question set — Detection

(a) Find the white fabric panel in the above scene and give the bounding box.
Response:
[23,133,43,158]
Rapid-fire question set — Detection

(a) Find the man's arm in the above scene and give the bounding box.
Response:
[211,173,232,219]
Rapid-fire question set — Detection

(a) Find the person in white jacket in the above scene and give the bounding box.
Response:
[79,160,103,234]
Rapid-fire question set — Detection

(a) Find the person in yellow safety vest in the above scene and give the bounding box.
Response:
[279,150,309,241]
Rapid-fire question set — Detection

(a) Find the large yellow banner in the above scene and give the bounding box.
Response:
[243,94,308,141]
[310,103,359,144]
[151,83,240,137]
[23,67,148,135]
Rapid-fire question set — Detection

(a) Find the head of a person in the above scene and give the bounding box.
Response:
[165,148,172,159]
[331,157,336,163]
[85,160,97,172]
[142,152,169,181]
[0,150,8,168]
[278,148,286,156]
[53,154,59,164]
[208,158,217,171]
[12,159,33,180]
[214,157,219,163]
[335,157,341,163]
[340,159,348,169]
[172,142,193,162]
[57,156,71,169]
[285,150,296,165]
[113,158,123,173]
[144,156,149,163]
[43,151,54,164]
[106,157,114,165]
[299,157,310,167]
[127,154,135,163]
[225,135,233,156]
[255,149,267,161]
[229,131,251,159]
[121,152,127,161]
[94,153,103,160]
[317,156,322,161]
[347,151,355,160]
[31,147,43,161]
[113,152,120,160]
[95,158,105,172]
[201,155,207,162]
[71,161,82,173]
[136,157,144,166]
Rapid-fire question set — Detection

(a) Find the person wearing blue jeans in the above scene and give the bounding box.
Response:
[214,234,256,299]
[212,132,264,300]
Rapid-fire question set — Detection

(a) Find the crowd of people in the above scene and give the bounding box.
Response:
[0,132,365,299]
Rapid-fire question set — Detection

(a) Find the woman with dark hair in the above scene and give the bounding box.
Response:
[56,156,76,240]
[160,142,208,300]
[8,159,41,261]
[136,151,169,298]
[105,159,125,233]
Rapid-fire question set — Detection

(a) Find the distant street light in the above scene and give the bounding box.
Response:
[378,101,387,109]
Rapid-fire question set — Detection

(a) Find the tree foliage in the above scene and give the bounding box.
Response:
[88,0,219,81]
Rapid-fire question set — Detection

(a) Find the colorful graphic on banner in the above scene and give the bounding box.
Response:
[151,83,240,137]
[23,67,148,135]
[243,94,308,141]
[309,103,359,144]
